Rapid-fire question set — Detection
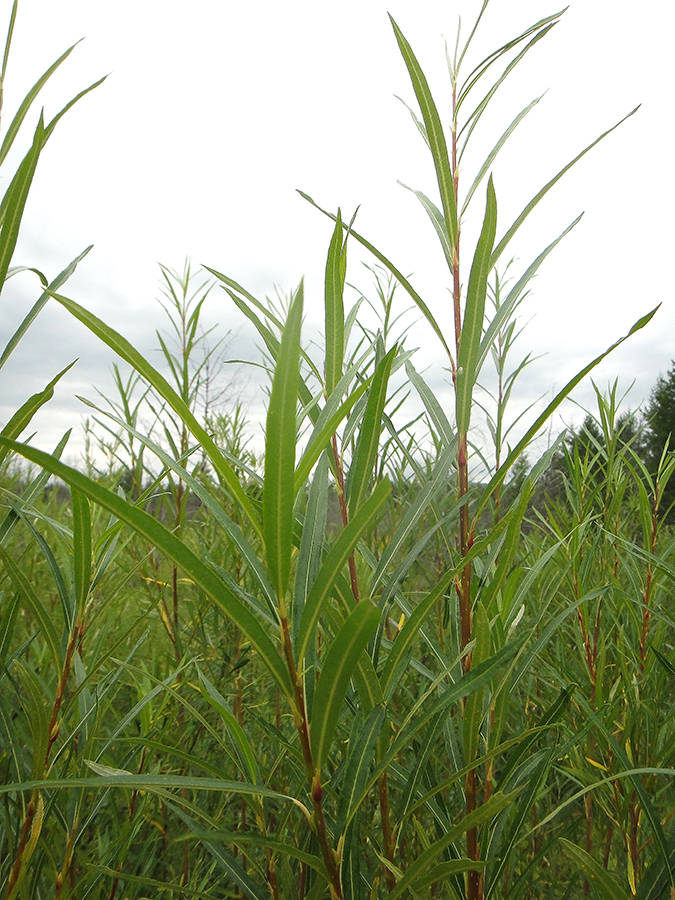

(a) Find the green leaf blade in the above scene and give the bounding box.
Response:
[324,211,346,396]
[310,599,380,769]
[390,16,458,256]
[263,283,303,599]
[456,175,497,434]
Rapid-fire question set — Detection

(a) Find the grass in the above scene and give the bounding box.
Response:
[1,2,674,899]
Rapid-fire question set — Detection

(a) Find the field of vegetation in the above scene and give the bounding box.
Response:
[1,2,674,899]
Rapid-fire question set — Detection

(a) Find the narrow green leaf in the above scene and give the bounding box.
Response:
[635,823,675,900]
[491,106,640,269]
[297,478,391,664]
[458,26,556,159]
[390,16,458,254]
[400,708,447,818]
[0,115,45,293]
[462,96,543,214]
[298,191,456,364]
[405,361,455,446]
[0,543,61,669]
[0,431,71,545]
[1,1,18,85]
[347,346,396,517]
[12,659,50,779]
[0,438,295,705]
[325,210,346,395]
[371,441,457,597]
[456,175,497,434]
[576,699,675,891]
[478,482,531,612]
[412,860,487,894]
[169,805,271,900]
[207,267,323,387]
[379,566,466,701]
[0,247,92,371]
[475,215,582,380]
[87,866,219,900]
[347,642,522,832]
[197,669,260,785]
[651,645,675,679]
[322,600,383,714]
[559,839,630,900]
[399,182,453,270]
[0,770,305,810]
[388,791,518,900]
[79,397,277,615]
[310,599,380,769]
[49,291,261,534]
[463,602,491,765]
[0,592,20,666]
[476,305,659,516]
[457,9,566,115]
[0,362,76,466]
[485,750,554,900]
[71,488,91,619]
[42,75,107,143]
[263,283,303,599]
[294,376,370,495]
[0,40,80,166]
[341,814,365,900]
[293,454,329,644]
[335,706,387,833]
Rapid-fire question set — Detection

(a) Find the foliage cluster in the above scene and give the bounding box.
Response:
[1,3,674,900]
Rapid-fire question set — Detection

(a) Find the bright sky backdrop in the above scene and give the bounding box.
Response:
[3,0,674,467]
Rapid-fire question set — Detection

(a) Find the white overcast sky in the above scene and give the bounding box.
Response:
[2,0,674,467]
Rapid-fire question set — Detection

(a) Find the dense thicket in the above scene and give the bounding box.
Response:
[2,3,674,900]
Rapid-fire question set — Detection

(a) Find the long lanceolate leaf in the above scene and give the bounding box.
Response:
[390,15,458,256]
[559,840,631,900]
[263,284,303,600]
[71,489,91,622]
[0,37,82,167]
[458,25,557,161]
[293,454,329,646]
[475,305,659,515]
[490,106,640,269]
[388,791,518,900]
[347,345,396,518]
[335,706,387,835]
[0,246,92,370]
[0,362,75,466]
[50,292,261,534]
[0,543,61,670]
[461,95,543,214]
[0,115,44,293]
[455,176,497,434]
[298,191,456,363]
[324,211,346,396]
[0,438,295,705]
[456,8,565,110]
[484,749,555,900]
[296,478,391,665]
[370,440,457,597]
[399,183,453,271]
[310,599,380,770]
[475,214,582,380]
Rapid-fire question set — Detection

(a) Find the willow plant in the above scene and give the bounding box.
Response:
[1,4,672,900]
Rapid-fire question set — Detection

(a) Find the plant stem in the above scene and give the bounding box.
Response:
[279,613,343,899]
